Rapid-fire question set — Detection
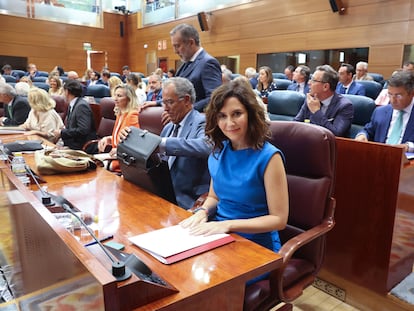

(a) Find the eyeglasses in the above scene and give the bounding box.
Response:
[163,97,185,106]
[310,79,327,84]
[387,93,404,100]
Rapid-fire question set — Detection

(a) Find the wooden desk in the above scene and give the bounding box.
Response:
[0,134,282,310]
[319,138,414,309]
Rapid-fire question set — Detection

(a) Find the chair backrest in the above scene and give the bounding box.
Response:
[139,106,165,135]
[96,97,116,138]
[11,70,25,79]
[110,72,121,78]
[368,72,384,84]
[32,82,49,92]
[37,71,49,77]
[343,94,376,138]
[3,75,16,83]
[85,84,111,102]
[272,72,287,79]
[270,120,336,293]
[51,95,68,121]
[89,103,102,132]
[273,78,292,90]
[356,80,383,100]
[32,76,47,83]
[267,90,305,121]
[244,121,336,311]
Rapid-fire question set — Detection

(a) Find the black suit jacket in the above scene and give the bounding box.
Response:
[61,97,97,150]
[3,95,30,126]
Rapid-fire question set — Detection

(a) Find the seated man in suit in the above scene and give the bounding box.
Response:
[336,63,366,96]
[353,61,374,81]
[287,65,311,94]
[355,70,414,152]
[121,77,211,210]
[1,64,20,80]
[244,67,258,89]
[52,79,97,150]
[294,64,354,137]
[170,23,222,112]
[141,73,163,109]
[25,63,41,80]
[0,83,30,126]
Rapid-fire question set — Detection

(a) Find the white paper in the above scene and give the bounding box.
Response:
[129,225,230,258]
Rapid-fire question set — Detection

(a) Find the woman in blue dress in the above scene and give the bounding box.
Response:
[180,79,288,255]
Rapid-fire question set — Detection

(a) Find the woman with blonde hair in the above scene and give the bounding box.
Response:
[98,84,140,172]
[48,76,64,96]
[256,66,277,101]
[108,75,123,96]
[20,87,64,142]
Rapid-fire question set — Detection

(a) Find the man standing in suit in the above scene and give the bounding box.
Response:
[355,70,414,152]
[121,77,211,210]
[0,83,30,126]
[336,63,366,96]
[52,80,97,150]
[294,64,354,137]
[287,65,311,94]
[170,23,222,112]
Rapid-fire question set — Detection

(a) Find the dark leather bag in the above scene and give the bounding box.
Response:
[4,140,43,154]
[117,128,176,204]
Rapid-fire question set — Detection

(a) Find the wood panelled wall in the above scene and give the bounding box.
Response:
[2,0,414,78]
[1,12,127,75]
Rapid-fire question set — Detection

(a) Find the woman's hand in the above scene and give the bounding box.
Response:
[180,210,208,229]
[98,136,111,153]
[188,221,230,236]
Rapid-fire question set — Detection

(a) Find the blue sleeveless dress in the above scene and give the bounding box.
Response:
[208,140,284,253]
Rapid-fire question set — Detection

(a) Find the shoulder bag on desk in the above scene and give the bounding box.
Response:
[117,128,176,204]
[34,149,97,175]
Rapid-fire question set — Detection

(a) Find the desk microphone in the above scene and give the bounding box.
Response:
[25,165,54,206]
[60,199,132,282]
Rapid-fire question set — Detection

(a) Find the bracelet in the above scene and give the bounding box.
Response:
[192,207,207,214]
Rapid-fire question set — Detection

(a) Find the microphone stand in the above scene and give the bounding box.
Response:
[61,202,132,281]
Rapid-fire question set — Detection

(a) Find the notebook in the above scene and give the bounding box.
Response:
[129,225,235,264]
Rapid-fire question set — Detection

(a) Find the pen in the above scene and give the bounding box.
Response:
[84,235,114,247]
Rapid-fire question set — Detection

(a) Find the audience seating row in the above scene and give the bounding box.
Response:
[266,90,377,138]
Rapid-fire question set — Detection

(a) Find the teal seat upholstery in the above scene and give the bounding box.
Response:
[343,94,376,138]
[267,90,305,121]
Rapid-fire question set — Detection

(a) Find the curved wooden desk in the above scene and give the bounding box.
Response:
[0,133,282,310]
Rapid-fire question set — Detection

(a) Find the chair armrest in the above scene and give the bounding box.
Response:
[82,139,99,152]
[274,197,336,301]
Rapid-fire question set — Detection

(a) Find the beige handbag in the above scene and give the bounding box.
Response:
[35,149,97,175]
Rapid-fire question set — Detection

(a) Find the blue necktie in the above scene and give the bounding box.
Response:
[387,110,405,144]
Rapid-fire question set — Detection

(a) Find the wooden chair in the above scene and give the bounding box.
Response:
[242,121,337,311]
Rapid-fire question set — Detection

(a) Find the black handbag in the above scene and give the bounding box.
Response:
[4,140,43,154]
[117,128,176,204]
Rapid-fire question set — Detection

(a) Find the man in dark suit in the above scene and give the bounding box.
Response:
[141,73,163,109]
[121,77,211,210]
[170,23,222,112]
[1,64,20,81]
[0,83,30,126]
[336,63,366,96]
[52,79,97,150]
[287,65,311,94]
[294,64,354,137]
[355,70,414,152]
